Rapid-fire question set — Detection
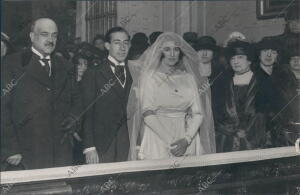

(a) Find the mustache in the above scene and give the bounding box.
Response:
[45,42,54,47]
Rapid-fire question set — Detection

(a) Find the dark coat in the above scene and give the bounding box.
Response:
[255,64,298,118]
[1,49,82,170]
[216,71,267,152]
[208,59,226,123]
[81,59,132,159]
[255,64,298,146]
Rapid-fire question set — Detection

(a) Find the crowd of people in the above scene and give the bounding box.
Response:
[1,6,299,170]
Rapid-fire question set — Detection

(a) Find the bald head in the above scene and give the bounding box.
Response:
[31,18,57,32]
[30,18,58,56]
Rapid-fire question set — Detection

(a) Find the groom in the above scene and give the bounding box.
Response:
[81,27,132,163]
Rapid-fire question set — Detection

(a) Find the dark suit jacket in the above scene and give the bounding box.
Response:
[81,58,132,155]
[1,49,82,170]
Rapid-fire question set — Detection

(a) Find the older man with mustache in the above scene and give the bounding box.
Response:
[1,18,82,170]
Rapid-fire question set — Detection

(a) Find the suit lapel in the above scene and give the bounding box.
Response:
[98,59,133,104]
[26,53,52,88]
[99,59,124,98]
[51,55,70,97]
[124,64,133,98]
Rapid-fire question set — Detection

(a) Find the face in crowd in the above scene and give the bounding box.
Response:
[288,18,300,33]
[198,49,213,64]
[94,38,105,51]
[77,58,88,79]
[30,18,58,56]
[105,31,130,62]
[230,55,251,75]
[161,41,181,66]
[259,49,278,67]
[290,56,300,71]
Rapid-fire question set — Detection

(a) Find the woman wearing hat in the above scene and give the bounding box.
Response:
[266,6,300,64]
[195,36,225,124]
[280,44,300,146]
[71,42,103,164]
[289,45,300,84]
[255,37,298,147]
[128,32,149,60]
[216,40,268,152]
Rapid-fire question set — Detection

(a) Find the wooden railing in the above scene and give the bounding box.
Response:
[1,146,299,194]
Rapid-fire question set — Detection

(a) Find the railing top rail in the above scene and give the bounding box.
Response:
[1,146,299,184]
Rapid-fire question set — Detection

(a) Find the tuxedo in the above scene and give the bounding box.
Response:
[81,58,132,162]
[1,49,82,170]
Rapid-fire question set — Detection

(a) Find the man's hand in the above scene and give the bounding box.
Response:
[85,150,99,164]
[170,138,189,157]
[7,154,22,165]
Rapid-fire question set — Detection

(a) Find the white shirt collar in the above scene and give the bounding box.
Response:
[108,55,125,66]
[108,55,126,88]
[31,47,50,60]
[233,70,253,86]
[32,47,52,77]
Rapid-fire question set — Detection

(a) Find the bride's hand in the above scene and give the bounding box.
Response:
[170,138,189,157]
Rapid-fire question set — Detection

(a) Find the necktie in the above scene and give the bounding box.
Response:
[114,64,125,85]
[41,58,51,76]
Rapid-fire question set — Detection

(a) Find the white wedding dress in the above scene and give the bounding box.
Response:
[138,71,204,160]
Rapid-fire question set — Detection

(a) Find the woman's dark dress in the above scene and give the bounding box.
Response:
[216,72,267,152]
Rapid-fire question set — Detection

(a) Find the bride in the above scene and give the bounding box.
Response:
[128,32,215,160]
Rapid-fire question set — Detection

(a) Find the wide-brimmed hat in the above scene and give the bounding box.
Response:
[183,32,198,49]
[255,37,281,53]
[183,32,197,42]
[149,31,163,45]
[131,32,149,46]
[195,36,217,51]
[226,40,254,61]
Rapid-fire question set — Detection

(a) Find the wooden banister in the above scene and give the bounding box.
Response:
[1,146,298,184]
